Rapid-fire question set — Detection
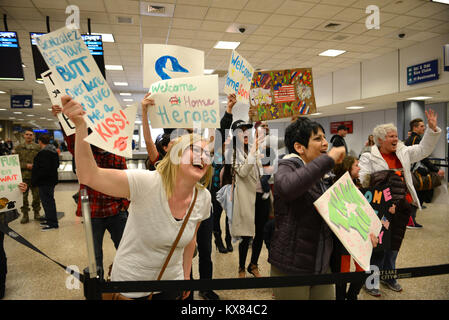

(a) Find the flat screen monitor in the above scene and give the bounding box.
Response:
[0,31,24,81]
[30,32,106,80]
[30,32,48,81]
[81,34,106,79]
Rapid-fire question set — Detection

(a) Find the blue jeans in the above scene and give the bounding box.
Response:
[39,185,57,227]
[196,214,213,280]
[91,211,128,275]
[370,249,399,286]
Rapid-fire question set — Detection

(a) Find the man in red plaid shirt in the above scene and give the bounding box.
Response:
[52,105,129,278]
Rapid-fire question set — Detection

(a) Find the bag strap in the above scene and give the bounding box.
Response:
[156,187,198,282]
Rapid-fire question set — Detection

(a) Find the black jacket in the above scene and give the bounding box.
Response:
[31,145,59,187]
[404,132,439,173]
[330,134,348,153]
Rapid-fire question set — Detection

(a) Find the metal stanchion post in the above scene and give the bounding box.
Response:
[80,189,102,300]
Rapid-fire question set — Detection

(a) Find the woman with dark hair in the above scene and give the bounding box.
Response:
[269,117,346,300]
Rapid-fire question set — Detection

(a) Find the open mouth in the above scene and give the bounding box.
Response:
[193,163,204,170]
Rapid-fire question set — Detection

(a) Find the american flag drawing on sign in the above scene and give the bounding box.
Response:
[274,85,296,103]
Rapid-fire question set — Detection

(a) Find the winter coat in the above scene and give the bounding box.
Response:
[31,144,60,187]
[268,154,335,275]
[358,127,441,209]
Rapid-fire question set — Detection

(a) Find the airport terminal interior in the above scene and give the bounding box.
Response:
[0,0,449,300]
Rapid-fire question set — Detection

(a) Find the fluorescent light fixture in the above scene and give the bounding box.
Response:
[214,41,240,50]
[310,112,323,116]
[0,108,6,111]
[35,80,44,84]
[34,103,42,106]
[346,106,365,110]
[126,104,132,107]
[120,93,132,96]
[0,91,6,94]
[114,82,128,86]
[431,0,449,4]
[407,96,432,100]
[92,33,115,43]
[40,117,46,119]
[319,49,346,57]
[13,111,22,114]
[47,108,52,111]
[204,69,214,74]
[27,114,34,117]
[135,120,142,124]
[105,65,123,71]
[22,63,26,68]
[123,99,134,102]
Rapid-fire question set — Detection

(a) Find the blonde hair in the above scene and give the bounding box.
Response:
[156,133,212,199]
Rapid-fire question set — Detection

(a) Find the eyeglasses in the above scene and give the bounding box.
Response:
[190,145,211,159]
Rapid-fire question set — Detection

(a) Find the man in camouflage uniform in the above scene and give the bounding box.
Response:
[14,129,43,223]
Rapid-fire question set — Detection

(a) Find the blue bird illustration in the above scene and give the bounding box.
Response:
[155,55,189,80]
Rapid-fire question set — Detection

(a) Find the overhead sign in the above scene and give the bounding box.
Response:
[143,44,204,88]
[35,26,136,158]
[11,95,32,108]
[148,74,219,129]
[407,59,439,85]
[314,172,382,271]
[0,155,23,213]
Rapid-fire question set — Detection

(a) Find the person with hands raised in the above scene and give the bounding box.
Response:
[61,95,213,300]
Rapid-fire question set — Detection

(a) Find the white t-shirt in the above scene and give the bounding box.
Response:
[110,169,211,298]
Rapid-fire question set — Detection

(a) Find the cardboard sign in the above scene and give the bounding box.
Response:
[35,26,136,158]
[223,50,254,104]
[41,70,76,136]
[314,172,382,271]
[143,44,204,88]
[0,155,23,213]
[360,185,395,252]
[249,68,316,121]
[148,74,219,129]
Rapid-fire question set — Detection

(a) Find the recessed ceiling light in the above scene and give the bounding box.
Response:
[34,103,42,106]
[319,49,346,57]
[346,106,365,110]
[407,96,432,100]
[27,114,34,117]
[214,41,240,50]
[204,69,214,74]
[0,108,6,111]
[123,98,133,102]
[114,82,128,86]
[0,91,6,94]
[13,111,22,114]
[120,93,132,96]
[105,65,124,71]
[91,33,115,43]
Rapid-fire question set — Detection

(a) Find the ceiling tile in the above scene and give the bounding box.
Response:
[289,17,325,30]
[200,20,229,32]
[140,16,171,28]
[331,7,367,23]
[68,0,107,12]
[32,0,68,9]
[174,5,208,19]
[303,4,346,19]
[275,1,316,16]
[339,23,366,35]
[211,0,248,10]
[167,38,193,47]
[252,25,285,37]
[406,2,448,18]
[235,11,270,25]
[195,31,225,41]
[244,0,283,13]
[406,31,440,42]
[167,28,196,39]
[320,0,358,6]
[1,0,35,7]
[267,37,296,46]
[406,19,447,31]
[141,27,169,38]
[302,30,333,41]
[290,39,320,48]
[277,28,309,39]
[104,0,139,14]
[263,14,298,27]
[245,35,273,44]
[382,0,423,14]
[3,7,44,21]
[171,18,203,30]
[204,8,240,22]
[382,15,420,28]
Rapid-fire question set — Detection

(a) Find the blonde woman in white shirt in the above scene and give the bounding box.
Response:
[61,95,212,300]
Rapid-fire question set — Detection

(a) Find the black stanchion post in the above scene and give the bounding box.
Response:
[83,268,103,300]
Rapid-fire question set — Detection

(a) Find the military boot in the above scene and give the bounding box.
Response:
[20,212,29,224]
[34,212,45,221]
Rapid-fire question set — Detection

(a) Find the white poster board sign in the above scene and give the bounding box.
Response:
[314,172,382,271]
[35,26,136,158]
[148,75,219,128]
[223,50,254,104]
[41,70,76,136]
[143,44,204,88]
[0,155,23,213]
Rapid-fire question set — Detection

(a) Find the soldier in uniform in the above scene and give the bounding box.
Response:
[14,129,43,224]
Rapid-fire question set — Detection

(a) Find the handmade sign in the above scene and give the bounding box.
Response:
[0,155,23,213]
[148,74,219,129]
[249,68,316,121]
[35,26,136,158]
[223,50,254,104]
[41,70,76,136]
[314,172,382,271]
[143,44,204,88]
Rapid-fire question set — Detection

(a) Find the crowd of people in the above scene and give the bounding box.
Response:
[0,93,444,300]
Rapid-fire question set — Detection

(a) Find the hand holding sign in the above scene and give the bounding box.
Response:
[61,95,86,126]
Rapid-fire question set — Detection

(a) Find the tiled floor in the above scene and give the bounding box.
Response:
[2,182,449,300]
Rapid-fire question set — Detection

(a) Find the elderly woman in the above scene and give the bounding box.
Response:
[61,95,212,300]
[358,109,441,296]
